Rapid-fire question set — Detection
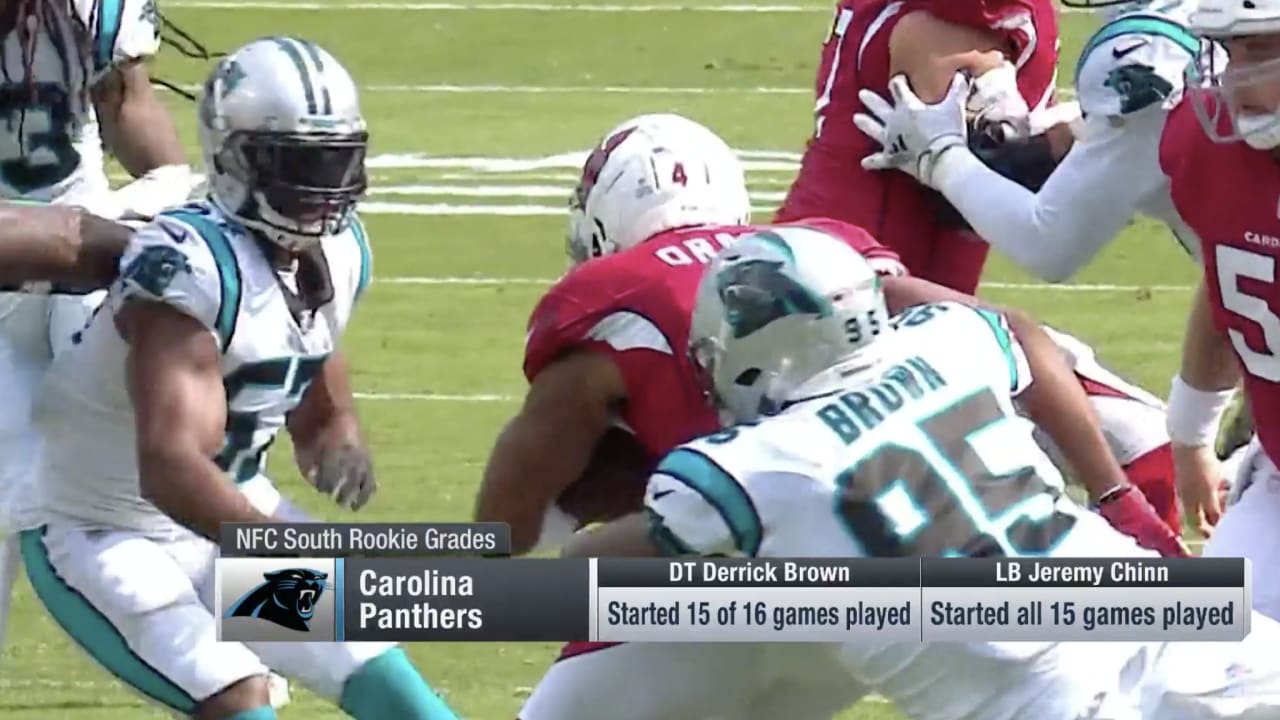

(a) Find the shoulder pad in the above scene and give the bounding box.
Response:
[1075,13,1199,119]
[647,443,762,557]
[894,303,1031,394]
[118,207,242,349]
[78,0,161,74]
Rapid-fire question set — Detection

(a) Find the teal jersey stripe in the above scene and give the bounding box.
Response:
[656,448,763,556]
[164,210,241,350]
[299,39,334,114]
[273,38,318,114]
[94,0,125,71]
[19,528,197,714]
[351,215,372,300]
[645,507,697,556]
[973,308,1019,391]
[1075,14,1200,79]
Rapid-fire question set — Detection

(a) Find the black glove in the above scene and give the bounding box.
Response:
[309,443,377,511]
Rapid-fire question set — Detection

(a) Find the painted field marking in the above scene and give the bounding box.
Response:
[164,0,1091,12]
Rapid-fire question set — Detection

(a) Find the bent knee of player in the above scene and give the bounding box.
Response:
[195,675,272,720]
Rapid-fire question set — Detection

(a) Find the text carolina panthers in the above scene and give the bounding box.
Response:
[358,569,484,630]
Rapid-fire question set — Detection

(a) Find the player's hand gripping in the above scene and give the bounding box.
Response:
[854,72,970,189]
[1094,485,1190,557]
[1173,444,1224,537]
[308,443,378,511]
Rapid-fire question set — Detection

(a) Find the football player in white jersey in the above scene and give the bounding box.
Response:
[0,0,199,673]
[567,227,1280,720]
[14,38,459,720]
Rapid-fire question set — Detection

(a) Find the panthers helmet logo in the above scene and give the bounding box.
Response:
[224,568,330,632]
[120,244,193,298]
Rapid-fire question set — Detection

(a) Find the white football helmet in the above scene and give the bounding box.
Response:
[567,113,750,265]
[198,37,368,250]
[1187,0,1280,149]
[689,226,891,425]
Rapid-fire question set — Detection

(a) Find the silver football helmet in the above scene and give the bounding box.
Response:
[197,37,368,250]
[690,226,892,425]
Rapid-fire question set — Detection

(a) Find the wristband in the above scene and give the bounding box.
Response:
[1166,374,1233,447]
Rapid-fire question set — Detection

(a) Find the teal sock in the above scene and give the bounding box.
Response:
[223,706,276,720]
[340,648,459,720]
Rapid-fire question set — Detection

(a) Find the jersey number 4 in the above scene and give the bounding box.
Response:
[835,388,1076,557]
[1216,245,1280,382]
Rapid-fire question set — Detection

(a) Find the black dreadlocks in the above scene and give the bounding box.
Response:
[0,0,93,154]
[151,9,222,101]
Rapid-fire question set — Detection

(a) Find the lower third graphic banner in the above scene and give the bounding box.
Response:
[214,556,1251,643]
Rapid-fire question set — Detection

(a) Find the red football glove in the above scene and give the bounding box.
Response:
[1094,485,1190,558]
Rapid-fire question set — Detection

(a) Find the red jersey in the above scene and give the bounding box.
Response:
[776,0,1059,293]
[522,219,900,458]
[1161,102,1280,462]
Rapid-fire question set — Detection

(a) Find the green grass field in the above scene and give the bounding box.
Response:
[0,1,1209,717]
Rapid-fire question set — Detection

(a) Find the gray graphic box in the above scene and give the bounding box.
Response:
[216,557,339,642]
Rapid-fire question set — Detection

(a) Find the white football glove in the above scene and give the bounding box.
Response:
[110,164,199,221]
[855,72,971,189]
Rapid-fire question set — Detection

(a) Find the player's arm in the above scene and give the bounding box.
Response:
[93,59,186,178]
[561,512,659,558]
[287,352,377,511]
[119,300,271,539]
[564,449,749,559]
[91,0,193,221]
[1169,280,1239,534]
[0,204,130,287]
[887,10,1007,103]
[997,308,1187,556]
[928,111,1163,282]
[476,351,626,555]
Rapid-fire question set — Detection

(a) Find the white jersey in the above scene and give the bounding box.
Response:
[645,302,1154,720]
[0,0,159,205]
[31,199,372,534]
[933,3,1205,282]
[1040,326,1170,468]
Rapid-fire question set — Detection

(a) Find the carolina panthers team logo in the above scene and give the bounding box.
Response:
[1104,64,1174,114]
[716,255,830,338]
[224,568,331,632]
[120,245,192,298]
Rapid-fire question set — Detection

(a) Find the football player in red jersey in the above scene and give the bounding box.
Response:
[1161,0,1280,620]
[483,112,1184,720]
[776,0,1070,294]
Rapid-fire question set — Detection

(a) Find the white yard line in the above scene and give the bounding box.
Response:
[159,83,1075,98]
[165,2,850,11]
[163,0,1090,12]
[373,276,1194,292]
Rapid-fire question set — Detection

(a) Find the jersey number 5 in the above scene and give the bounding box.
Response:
[834,388,1076,557]
[1216,245,1280,382]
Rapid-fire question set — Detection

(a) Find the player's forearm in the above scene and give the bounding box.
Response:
[96,66,187,176]
[1178,283,1239,392]
[933,149,1118,283]
[139,450,272,540]
[1007,312,1128,499]
[0,206,128,287]
[561,513,660,558]
[1168,282,1239,448]
[477,417,580,554]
